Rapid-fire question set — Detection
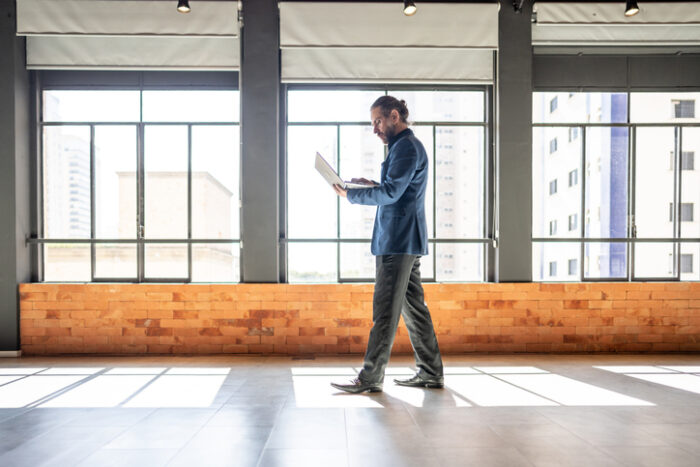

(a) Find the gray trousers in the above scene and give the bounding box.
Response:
[358,254,443,384]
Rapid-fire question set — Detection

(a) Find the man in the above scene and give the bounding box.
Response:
[330,95,444,394]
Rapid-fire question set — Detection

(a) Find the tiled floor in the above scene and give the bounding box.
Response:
[0,354,699,466]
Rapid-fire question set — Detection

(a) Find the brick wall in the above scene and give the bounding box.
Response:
[18,282,700,355]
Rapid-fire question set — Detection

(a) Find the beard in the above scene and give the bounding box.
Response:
[380,121,397,142]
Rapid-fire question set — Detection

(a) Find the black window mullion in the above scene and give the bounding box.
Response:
[580,125,586,280]
[336,124,341,282]
[90,124,96,281]
[674,125,683,279]
[187,124,193,283]
[432,124,437,280]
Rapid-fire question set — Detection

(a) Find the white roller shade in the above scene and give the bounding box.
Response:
[280,1,498,83]
[17,0,239,70]
[26,36,240,71]
[282,48,494,84]
[533,2,700,47]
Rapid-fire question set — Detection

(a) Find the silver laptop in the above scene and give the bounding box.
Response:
[314,152,375,190]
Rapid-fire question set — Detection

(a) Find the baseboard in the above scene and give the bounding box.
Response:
[0,350,22,357]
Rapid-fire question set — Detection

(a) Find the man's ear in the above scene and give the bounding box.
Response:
[390,109,400,123]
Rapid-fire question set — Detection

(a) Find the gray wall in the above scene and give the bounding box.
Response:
[534,54,700,90]
[0,0,31,352]
[496,0,533,281]
[240,0,281,282]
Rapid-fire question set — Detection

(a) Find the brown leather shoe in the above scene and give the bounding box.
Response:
[330,378,383,394]
[394,374,444,388]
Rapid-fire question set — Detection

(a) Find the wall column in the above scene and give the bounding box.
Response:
[0,0,32,353]
[240,0,280,282]
[497,0,533,281]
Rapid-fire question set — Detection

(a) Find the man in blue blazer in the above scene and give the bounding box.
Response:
[331,96,444,393]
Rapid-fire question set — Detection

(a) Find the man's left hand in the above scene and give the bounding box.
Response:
[333,184,347,198]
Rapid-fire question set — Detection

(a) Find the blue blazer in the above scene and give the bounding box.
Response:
[347,128,429,256]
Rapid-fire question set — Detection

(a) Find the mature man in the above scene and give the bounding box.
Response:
[331,95,444,394]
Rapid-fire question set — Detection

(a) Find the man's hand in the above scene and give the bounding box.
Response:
[350,178,379,187]
[333,184,347,198]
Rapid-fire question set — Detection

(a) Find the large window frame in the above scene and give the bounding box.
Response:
[32,72,241,283]
[533,91,700,281]
[283,84,495,283]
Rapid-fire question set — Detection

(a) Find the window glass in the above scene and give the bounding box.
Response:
[635,127,675,239]
[390,91,485,122]
[95,126,137,239]
[143,91,239,122]
[631,93,700,123]
[288,243,336,283]
[144,244,188,279]
[533,92,627,124]
[288,88,488,282]
[288,90,382,122]
[144,125,189,239]
[585,127,629,239]
[288,126,338,239]
[435,126,483,239]
[533,242,580,281]
[192,243,240,282]
[43,126,91,239]
[43,91,140,122]
[192,126,240,239]
[634,243,675,279]
[584,243,627,279]
[44,244,91,282]
[339,125,385,239]
[41,88,241,282]
[682,128,700,239]
[95,244,137,279]
[532,127,582,238]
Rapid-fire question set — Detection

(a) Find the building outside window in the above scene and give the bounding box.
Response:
[549,220,557,236]
[533,91,700,281]
[549,179,558,195]
[673,99,695,118]
[568,258,578,275]
[286,88,490,282]
[550,96,558,113]
[569,169,578,187]
[568,214,578,231]
[41,87,241,282]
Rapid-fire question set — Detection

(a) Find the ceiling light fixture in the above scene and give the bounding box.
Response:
[403,0,417,16]
[177,0,191,14]
[625,0,640,17]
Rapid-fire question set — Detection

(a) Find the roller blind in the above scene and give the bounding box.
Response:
[533,2,700,48]
[279,1,498,84]
[16,0,240,70]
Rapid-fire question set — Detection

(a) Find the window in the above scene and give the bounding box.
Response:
[549,261,557,276]
[673,100,695,118]
[549,138,558,154]
[549,179,558,195]
[681,254,693,273]
[549,220,557,236]
[550,96,558,113]
[568,259,577,275]
[535,91,700,281]
[670,151,695,171]
[683,151,695,170]
[669,203,694,222]
[568,127,579,142]
[287,88,489,282]
[41,87,241,282]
